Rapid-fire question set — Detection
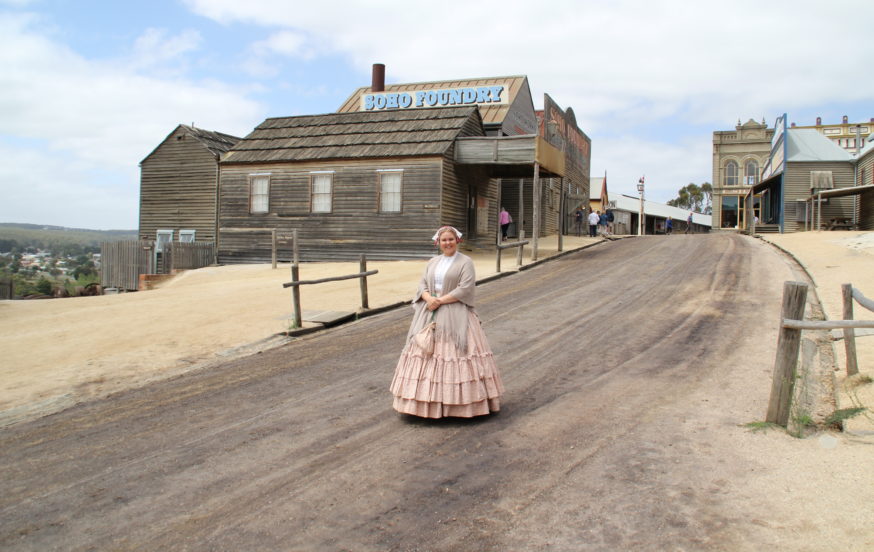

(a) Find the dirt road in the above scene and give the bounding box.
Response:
[1,234,871,551]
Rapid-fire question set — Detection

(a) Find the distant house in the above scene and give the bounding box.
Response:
[217,106,564,262]
[139,124,241,249]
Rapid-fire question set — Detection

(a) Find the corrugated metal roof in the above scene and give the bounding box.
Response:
[222,106,482,164]
[612,194,713,226]
[336,76,528,127]
[786,129,854,162]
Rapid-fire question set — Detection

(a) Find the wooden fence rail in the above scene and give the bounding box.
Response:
[280,230,378,328]
[495,240,530,273]
[767,281,873,426]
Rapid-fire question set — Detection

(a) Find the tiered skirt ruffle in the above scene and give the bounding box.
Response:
[390,310,504,418]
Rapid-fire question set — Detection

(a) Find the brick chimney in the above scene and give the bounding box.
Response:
[371,63,385,92]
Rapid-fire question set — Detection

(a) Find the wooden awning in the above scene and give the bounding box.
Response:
[454,135,566,177]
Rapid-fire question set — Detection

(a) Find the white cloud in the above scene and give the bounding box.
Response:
[0,12,264,228]
[131,27,202,71]
[593,135,713,202]
[184,0,874,127]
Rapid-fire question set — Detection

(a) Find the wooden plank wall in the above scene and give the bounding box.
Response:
[859,188,874,231]
[140,128,219,242]
[169,242,216,270]
[499,177,560,237]
[101,240,154,290]
[784,162,855,232]
[218,157,444,262]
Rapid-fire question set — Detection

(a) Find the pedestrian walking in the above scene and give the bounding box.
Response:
[599,211,609,236]
[686,212,693,234]
[588,209,600,237]
[665,216,673,235]
[574,207,584,237]
[389,226,504,418]
[499,206,512,241]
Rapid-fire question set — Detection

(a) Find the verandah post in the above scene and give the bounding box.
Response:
[766,281,808,426]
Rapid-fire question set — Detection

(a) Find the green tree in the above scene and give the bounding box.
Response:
[36,277,53,295]
[667,182,712,214]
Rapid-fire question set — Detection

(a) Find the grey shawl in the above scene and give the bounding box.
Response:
[406,253,476,352]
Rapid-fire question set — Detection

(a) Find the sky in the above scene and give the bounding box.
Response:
[1,0,873,230]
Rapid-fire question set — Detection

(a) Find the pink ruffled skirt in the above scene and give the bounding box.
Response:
[390,310,504,418]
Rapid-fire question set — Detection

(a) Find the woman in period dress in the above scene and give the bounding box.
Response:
[389,226,504,418]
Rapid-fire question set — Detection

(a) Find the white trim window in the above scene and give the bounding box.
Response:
[377,169,402,213]
[250,174,270,214]
[311,172,333,213]
[744,160,759,186]
[179,229,196,243]
[725,161,739,186]
[156,229,173,252]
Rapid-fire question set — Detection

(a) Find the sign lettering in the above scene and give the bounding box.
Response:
[362,85,506,111]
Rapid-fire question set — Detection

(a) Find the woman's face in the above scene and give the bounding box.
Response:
[438,230,459,256]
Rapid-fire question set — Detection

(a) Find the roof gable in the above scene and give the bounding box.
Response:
[222,106,483,164]
[786,129,853,162]
[140,124,241,164]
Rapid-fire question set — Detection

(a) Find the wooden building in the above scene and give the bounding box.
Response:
[855,135,874,230]
[337,68,588,242]
[750,116,856,233]
[217,105,564,262]
[139,124,241,247]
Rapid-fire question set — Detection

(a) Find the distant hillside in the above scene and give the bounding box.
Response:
[0,223,138,253]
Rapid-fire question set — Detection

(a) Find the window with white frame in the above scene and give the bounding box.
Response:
[179,230,196,243]
[250,174,270,214]
[378,170,402,212]
[156,229,173,252]
[725,161,739,186]
[744,160,759,186]
[311,172,333,213]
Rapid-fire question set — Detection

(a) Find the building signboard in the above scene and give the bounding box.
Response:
[361,85,508,111]
[762,113,787,180]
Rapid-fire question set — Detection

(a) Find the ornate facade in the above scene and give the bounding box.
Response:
[711,119,774,229]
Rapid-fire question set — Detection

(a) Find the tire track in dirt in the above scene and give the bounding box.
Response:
[0,234,794,551]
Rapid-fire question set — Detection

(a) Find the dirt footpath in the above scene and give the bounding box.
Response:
[0,235,601,426]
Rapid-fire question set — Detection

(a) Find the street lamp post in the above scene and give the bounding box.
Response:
[637,176,645,236]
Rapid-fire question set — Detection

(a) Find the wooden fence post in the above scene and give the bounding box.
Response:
[842,283,859,376]
[766,281,808,426]
[271,229,277,269]
[291,229,301,328]
[359,254,369,310]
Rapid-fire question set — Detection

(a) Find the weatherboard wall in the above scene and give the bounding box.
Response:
[784,161,855,232]
[139,127,220,243]
[218,157,449,262]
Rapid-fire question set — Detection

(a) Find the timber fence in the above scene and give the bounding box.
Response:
[0,278,13,300]
[101,241,216,290]
[281,229,378,329]
[767,281,874,426]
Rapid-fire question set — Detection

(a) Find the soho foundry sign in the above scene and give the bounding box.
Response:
[362,85,507,111]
